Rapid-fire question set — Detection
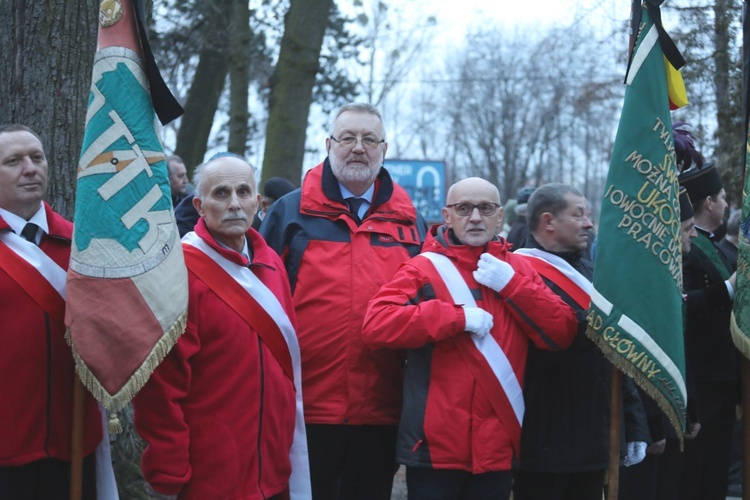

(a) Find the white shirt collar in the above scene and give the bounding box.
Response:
[0,203,48,243]
[339,182,375,205]
[216,235,252,262]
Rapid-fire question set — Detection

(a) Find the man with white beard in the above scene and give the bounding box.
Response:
[261,102,427,499]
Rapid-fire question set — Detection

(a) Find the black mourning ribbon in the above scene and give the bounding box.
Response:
[132,0,184,125]
[625,0,686,83]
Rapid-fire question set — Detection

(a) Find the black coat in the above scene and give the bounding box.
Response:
[516,236,649,473]
[682,229,738,384]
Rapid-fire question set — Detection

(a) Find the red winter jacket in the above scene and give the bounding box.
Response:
[362,225,578,472]
[260,160,426,425]
[134,220,297,499]
[0,203,102,466]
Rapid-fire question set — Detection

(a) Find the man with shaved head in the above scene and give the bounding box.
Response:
[134,154,310,498]
[363,177,578,499]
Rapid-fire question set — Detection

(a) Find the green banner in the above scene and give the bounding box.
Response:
[587,7,687,439]
[731,131,750,359]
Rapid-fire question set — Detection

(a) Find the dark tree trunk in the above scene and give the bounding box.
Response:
[173,47,228,173]
[0,0,99,219]
[713,0,743,200]
[713,0,732,166]
[173,1,230,173]
[261,0,334,186]
[227,0,251,156]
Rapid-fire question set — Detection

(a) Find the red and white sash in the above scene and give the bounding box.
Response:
[182,232,311,498]
[514,248,592,309]
[419,252,524,447]
[0,230,119,499]
[0,230,67,312]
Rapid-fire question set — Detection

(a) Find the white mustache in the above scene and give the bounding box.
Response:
[222,211,247,222]
[347,154,368,164]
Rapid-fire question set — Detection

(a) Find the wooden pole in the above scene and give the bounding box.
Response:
[607,366,623,500]
[743,357,750,500]
[69,375,85,500]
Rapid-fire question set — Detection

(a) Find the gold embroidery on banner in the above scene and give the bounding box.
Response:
[99,0,123,28]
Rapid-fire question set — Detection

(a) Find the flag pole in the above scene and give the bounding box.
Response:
[606,366,622,499]
[69,375,85,500]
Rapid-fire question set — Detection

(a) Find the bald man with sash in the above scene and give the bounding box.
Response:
[134,154,310,499]
[363,178,577,500]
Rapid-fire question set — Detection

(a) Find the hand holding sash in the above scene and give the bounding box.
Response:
[473,253,515,293]
[463,307,493,337]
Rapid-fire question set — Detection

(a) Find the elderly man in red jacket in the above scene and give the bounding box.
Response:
[0,124,103,499]
[134,154,310,499]
[363,177,578,500]
[261,102,427,499]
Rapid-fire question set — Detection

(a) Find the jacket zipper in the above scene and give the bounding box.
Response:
[302,208,416,226]
[257,337,266,498]
[44,312,52,456]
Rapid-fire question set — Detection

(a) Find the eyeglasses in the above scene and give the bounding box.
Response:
[330,135,385,150]
[446,202,501,217]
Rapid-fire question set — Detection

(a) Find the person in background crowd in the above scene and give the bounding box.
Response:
[166,154,189,207]
[261,102,427,499]
[363,177,578,500]
[252,177,297,230]
[506,186,535,250]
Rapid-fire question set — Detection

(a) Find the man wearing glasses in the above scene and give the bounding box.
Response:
[362,177,578,500]
[261,102,427,499]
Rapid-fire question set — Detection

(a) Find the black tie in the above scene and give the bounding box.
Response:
[346,197,365,225]
[21,223,38,245]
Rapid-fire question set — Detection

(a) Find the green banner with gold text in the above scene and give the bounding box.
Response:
[587,6,687,438]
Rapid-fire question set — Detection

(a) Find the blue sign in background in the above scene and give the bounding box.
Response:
[385,160,447,223]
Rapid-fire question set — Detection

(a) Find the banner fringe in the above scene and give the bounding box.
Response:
[731,313,750,361]
[66,310,187,414]
[585,324,686,450]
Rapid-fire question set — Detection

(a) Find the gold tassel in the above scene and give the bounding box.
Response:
[108,411,123,434]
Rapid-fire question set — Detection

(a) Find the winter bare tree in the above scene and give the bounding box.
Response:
[0,0,99,219]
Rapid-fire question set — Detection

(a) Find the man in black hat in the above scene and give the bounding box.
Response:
[678,158,738,500]
[252,177,297,230]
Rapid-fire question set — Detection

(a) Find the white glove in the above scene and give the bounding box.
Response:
[463,307,494,338]
[623,441,647,467]
[473,253,515,293]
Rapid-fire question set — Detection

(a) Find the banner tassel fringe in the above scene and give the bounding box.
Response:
[66,310,188,422]
[585,324,686,450]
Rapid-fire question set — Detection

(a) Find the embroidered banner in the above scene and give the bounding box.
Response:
[66,0,186,418]
[730,1,750,361]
